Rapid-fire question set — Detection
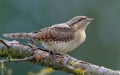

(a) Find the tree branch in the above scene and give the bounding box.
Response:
[0,39,120,75]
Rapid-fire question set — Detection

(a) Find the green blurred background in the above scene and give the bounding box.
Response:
[0,0,120,75]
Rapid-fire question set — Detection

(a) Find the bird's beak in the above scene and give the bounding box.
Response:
[83,18,94,25]
[87,18,94,21]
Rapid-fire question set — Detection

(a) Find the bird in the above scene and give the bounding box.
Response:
[3,16,94,54]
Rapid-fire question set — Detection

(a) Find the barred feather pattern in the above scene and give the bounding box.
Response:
[3,33,36,39]
[34,25,75,42]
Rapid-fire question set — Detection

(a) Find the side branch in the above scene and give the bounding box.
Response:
[0,39,120,75]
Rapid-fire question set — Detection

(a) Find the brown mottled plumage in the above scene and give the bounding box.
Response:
[33,26,75,42]
[3,16,93,53]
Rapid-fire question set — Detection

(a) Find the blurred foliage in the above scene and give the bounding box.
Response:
[28,67,54,75]
[0,0,120,75]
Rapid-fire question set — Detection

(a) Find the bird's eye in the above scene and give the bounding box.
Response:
[79,17,87,21]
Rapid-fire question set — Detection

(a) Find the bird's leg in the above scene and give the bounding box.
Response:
[29,39,34,45]
[49,50,60,55]
[27,39,39,51]
[49,50,69,56]
[49,50,60,61]
[54,50,72,58]
[49,50,54,55]
[28,39,35,47]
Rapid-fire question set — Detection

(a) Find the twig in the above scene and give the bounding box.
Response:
[0,39,10,48]
[0,56,34,63]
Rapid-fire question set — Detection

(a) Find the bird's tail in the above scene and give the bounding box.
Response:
[3,33,36,39]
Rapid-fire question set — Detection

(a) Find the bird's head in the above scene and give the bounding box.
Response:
[66,16,94,31]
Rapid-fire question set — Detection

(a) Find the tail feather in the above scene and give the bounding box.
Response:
[3,33,36,39]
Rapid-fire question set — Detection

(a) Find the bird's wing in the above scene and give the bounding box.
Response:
[33,25,75,42]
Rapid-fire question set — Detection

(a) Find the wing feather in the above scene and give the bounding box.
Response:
[33,25,75,42]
